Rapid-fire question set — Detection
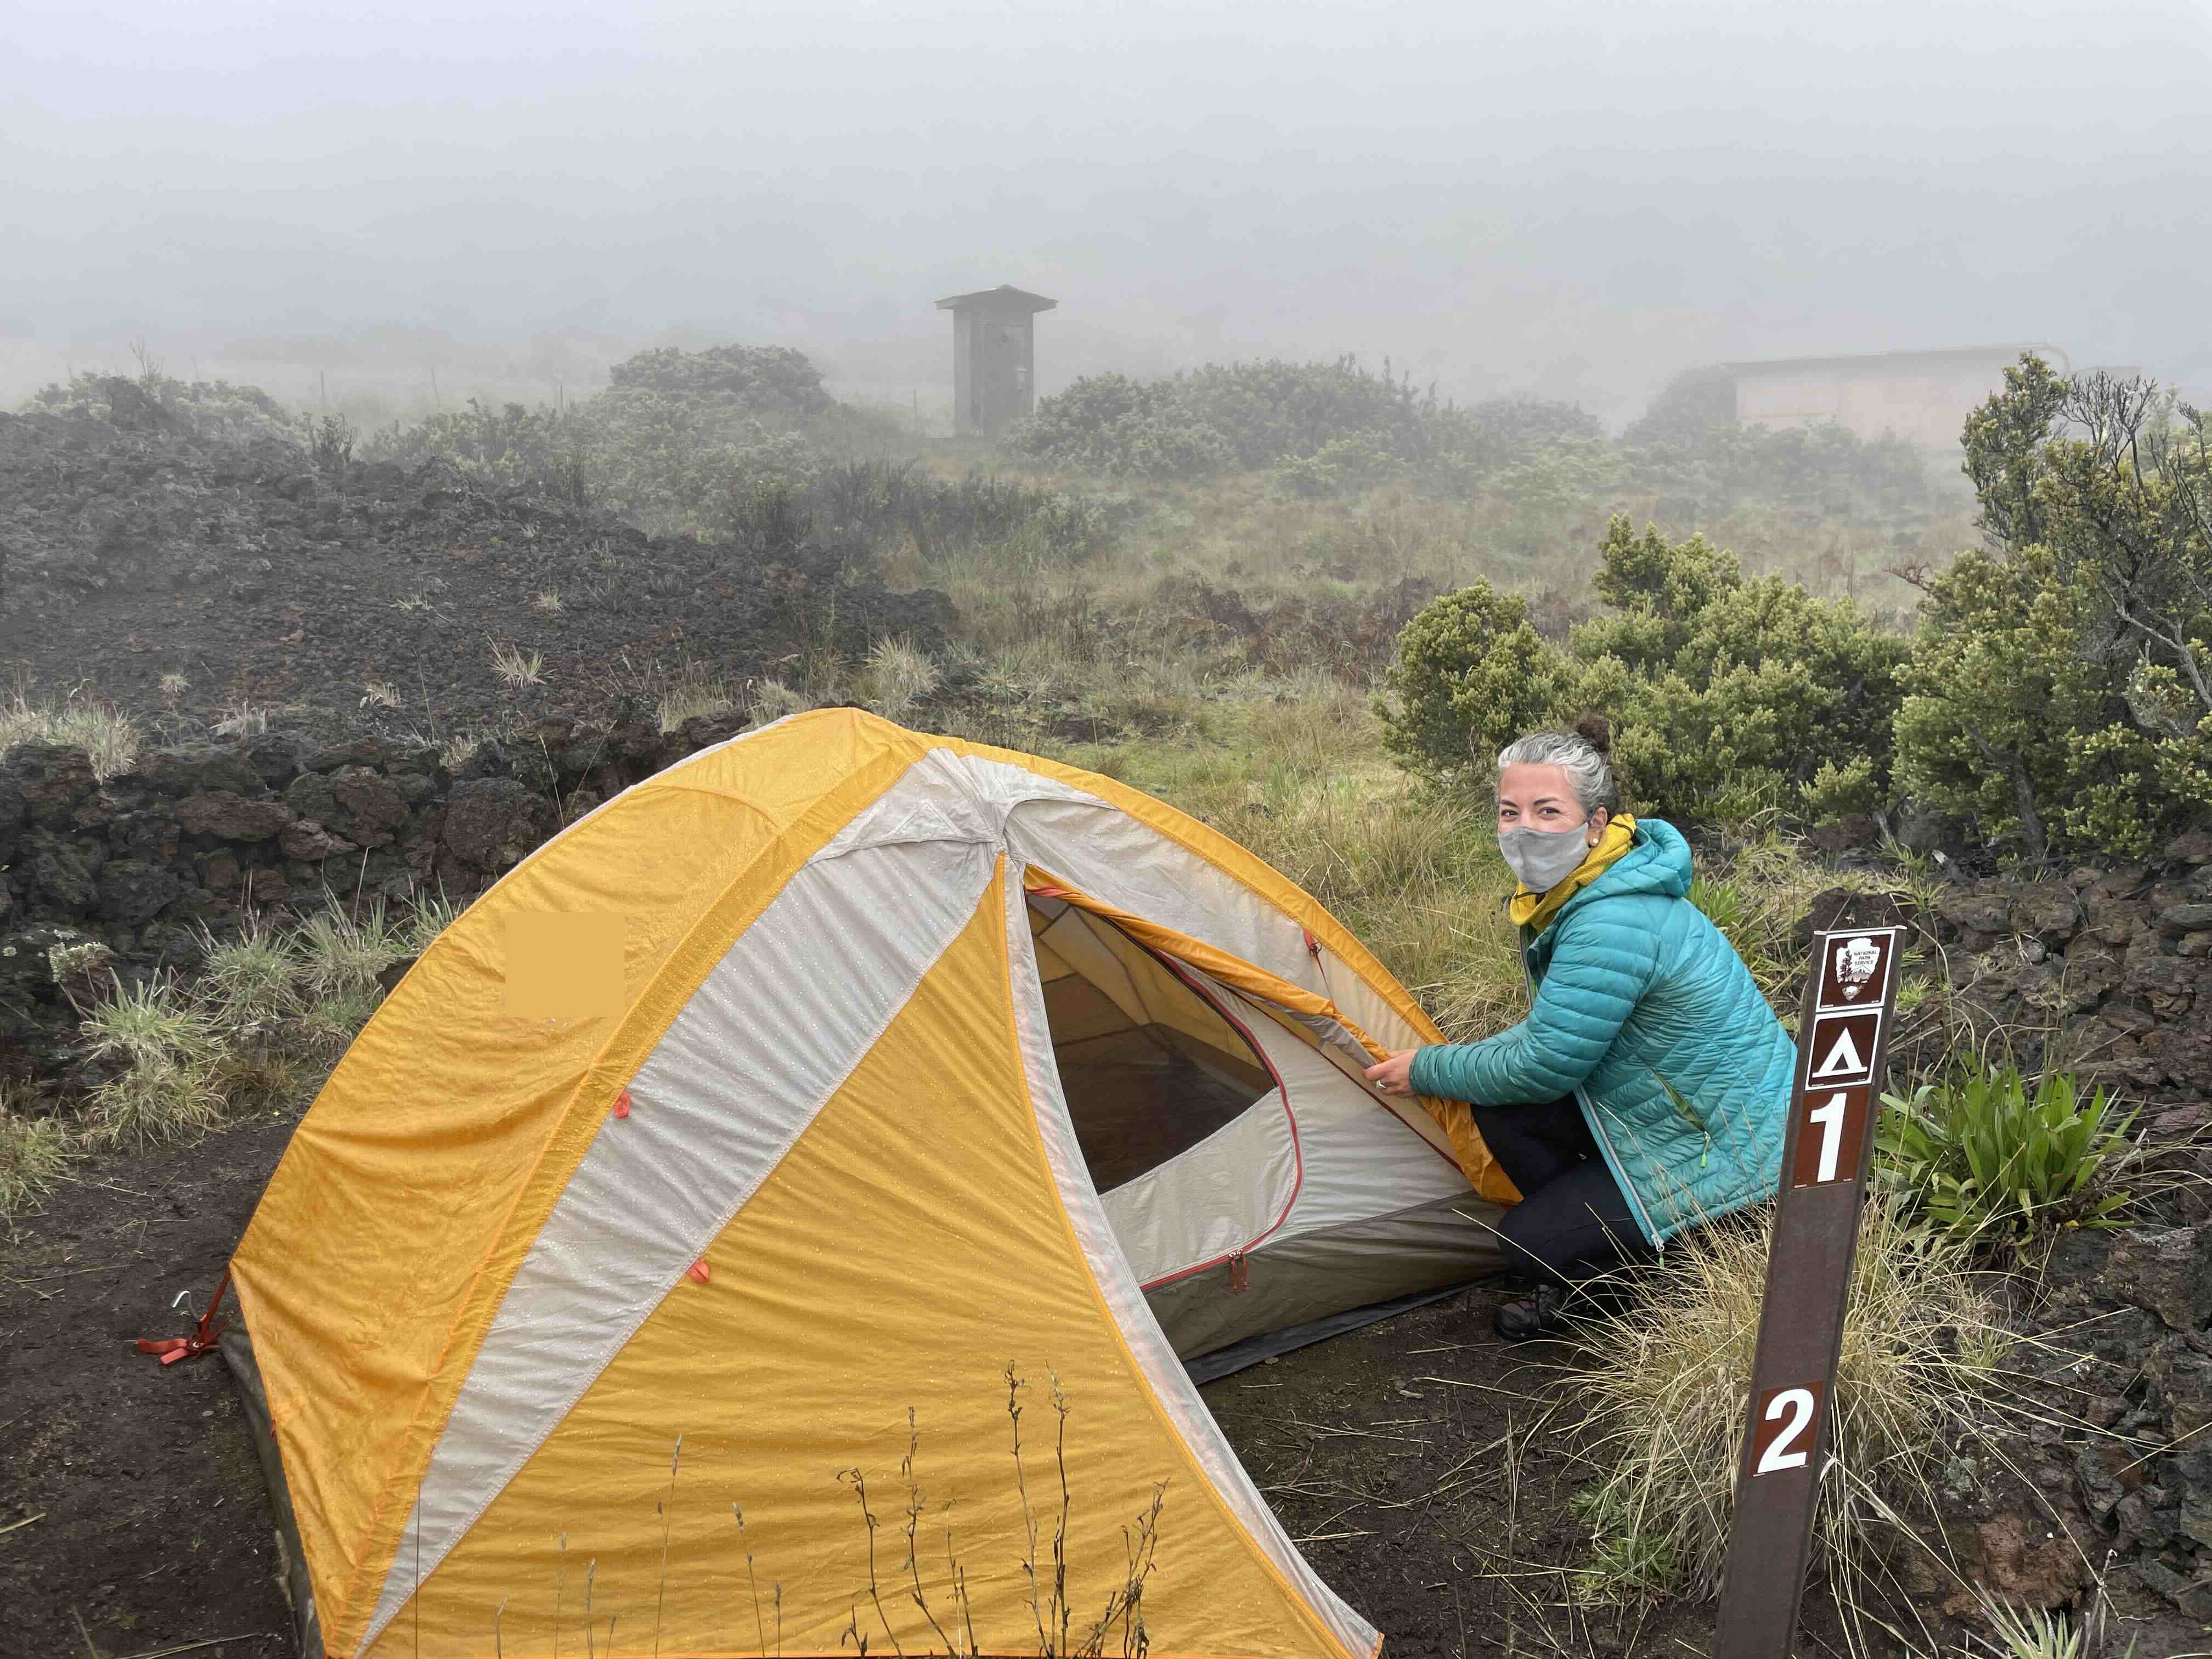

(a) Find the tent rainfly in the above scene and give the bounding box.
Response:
[217,709,1517,1658]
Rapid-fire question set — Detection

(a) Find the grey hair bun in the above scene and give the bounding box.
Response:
[1495,718,1620,817]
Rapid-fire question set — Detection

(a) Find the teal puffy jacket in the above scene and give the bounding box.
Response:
[1407,817,1793,1246]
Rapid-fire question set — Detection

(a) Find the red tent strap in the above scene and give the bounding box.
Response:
[136,1266,231,1367]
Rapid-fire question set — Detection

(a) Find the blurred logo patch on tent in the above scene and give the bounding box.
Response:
[501,912,624,1019]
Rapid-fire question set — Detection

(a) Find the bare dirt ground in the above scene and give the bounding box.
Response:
[2,1098,1895,1659]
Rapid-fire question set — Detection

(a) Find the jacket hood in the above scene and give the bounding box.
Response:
[1553,816,1693,919]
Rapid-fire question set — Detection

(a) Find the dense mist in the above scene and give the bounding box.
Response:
[5,0,2209,420]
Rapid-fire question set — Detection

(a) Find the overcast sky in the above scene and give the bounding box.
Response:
[5,0,2209,419]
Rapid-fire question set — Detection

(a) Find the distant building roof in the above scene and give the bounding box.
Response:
[935,284,1059,313]
[1720,343,2067,377]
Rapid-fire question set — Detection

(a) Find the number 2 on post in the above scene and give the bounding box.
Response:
[1753,1385,1821,1476]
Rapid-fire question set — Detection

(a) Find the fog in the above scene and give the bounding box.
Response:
[6,0,2209,422]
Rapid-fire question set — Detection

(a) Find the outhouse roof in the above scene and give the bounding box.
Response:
[935,284,1058,313]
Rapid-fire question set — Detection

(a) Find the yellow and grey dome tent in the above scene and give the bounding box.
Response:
[224,709,1516,1658]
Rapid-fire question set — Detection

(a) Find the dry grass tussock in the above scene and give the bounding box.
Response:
[0,691,142,780]
[861,636,941,725]
[0,1084,74,1222]
[1567,1198,2013,1625]
[489,640,546,687]
[657,678,742,733]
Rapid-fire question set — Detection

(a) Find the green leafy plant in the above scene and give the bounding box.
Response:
[1875,1059,2137,1261]
[1893,354,2212,859]
[1380,515,1908,822]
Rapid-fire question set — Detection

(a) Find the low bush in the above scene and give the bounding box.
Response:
[1380,515,1909,822]
[1875,1059,2137,1265]
[24,370,298,446]
[1007,356,1600,488]
[606,342,834,419]
[1893,357,2212,860]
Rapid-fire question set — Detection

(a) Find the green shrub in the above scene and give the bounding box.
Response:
[1875,1059,2137,1263]
[365,397,592,497]
[1619,365,1738,449]
[1892,354,2212,859]
[24,370,298,446]
[1378,580,1579,778]
[606,342,834,417]
[1007,356,1598,486]
[1380,516,1908,821]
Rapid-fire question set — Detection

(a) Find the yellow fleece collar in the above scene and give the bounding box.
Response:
[1508,813,1638,933]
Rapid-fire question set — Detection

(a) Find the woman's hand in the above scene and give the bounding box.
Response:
[1364,1049,1419,1098]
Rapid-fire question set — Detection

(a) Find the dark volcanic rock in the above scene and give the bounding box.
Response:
[0,407,957,733]
[174,789,293,841]
[96,859,181,927]
[2109,1227,2212,1333]
[137,744,266,797]
[7,743,98,827]
[439,777,558,875]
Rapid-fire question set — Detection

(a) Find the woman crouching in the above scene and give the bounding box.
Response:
[1365,717,1795,1341]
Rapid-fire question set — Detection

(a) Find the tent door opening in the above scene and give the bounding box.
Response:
[1024,893,1293,1195]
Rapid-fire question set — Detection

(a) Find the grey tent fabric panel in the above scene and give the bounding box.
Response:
[219,1327,322,1658]
[1182,1280,1480,1384]
[1142,1191,1507,1359]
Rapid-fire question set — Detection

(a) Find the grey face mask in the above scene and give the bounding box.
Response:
[1498,823,1592,893]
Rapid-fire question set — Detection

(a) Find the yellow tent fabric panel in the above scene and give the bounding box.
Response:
[233,721,923,1635]
[363,873,1357,1659]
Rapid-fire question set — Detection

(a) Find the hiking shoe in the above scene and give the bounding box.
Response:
[1492,1280,1568,1341]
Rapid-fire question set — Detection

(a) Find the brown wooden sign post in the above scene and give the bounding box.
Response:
[1712,926,1905,1658]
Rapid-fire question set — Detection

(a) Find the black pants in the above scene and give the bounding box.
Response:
[1470,1097,1655,1288]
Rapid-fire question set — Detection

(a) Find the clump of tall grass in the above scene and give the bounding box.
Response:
[77,974,228,1148]
[66,889,464,1152]
[0,691,142,780]
[1,1089,74,1221]
[861,638,941,726]
[748,679,817,725]
[1569,1197,2008,1607]
[194,916,303,1025]
[490,640,546,686]
[657,678,741,733]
